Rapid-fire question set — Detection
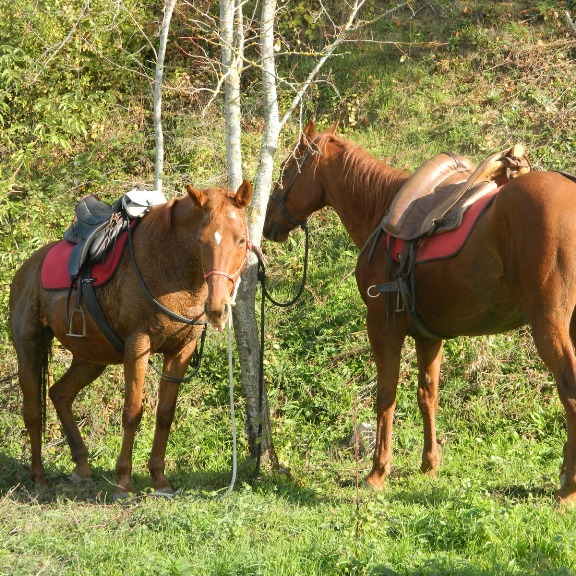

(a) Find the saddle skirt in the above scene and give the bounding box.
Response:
[41,228,130,290]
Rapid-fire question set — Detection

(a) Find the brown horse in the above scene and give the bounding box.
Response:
[263,119,576,504]
[10,180,252,497]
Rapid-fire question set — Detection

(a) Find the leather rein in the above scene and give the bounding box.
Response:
[263,144,313,307]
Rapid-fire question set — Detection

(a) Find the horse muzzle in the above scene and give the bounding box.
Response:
[204,300,231,332]
[263,221,289,243]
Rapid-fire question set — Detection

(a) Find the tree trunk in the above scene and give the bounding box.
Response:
[220,0,277,463]
[153,0,177,193]
[231,0,280,464]
[220,0,243,191]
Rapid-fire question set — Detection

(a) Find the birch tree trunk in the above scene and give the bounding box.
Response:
[153,0,177,193]
[231,0,280,464]
[220,0,243,191]
[220,0,277,461]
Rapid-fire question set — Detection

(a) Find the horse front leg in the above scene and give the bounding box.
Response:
[364,309,405,490]
[147,341,197,495]
[415,337,443,477]
[115,334,151,496]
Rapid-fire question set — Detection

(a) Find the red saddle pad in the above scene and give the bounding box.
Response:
[388,188,498,263]
[41,231,129,290]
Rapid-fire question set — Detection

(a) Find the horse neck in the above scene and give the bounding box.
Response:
[137,197,202,278]
[317,143,409,249]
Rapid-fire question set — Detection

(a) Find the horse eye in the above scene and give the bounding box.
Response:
[239,238,246,245]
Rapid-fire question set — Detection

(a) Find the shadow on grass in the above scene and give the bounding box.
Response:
[0,452,324,506]
[488,481,558,503]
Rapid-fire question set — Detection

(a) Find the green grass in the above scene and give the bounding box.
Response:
[3,0,576,574]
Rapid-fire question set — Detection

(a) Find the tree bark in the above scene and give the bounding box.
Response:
[220,0,243,191]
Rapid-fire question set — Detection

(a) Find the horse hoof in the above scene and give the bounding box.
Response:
[70,472,92,485]
[362,478,386,491]
[363,470,388,491]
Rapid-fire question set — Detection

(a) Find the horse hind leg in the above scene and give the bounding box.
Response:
[532,317,576,505]
[49,358,106,482]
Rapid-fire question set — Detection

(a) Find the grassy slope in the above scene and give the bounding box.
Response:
[3,1,576,575]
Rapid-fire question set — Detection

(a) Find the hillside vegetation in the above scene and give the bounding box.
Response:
[2,1,576,575]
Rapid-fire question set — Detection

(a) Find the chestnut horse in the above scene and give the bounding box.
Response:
[10,180,252,497]
[263,120,576,504]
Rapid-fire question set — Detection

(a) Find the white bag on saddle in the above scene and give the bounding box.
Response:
[122,188,167,219]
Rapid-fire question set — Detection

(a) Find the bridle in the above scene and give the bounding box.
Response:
[269,144,314,230]
[260,139,320,309]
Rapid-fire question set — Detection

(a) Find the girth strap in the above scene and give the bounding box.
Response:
[80,274,125,354]
[365,232,449,341]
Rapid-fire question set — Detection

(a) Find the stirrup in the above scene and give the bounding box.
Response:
[67,305,88,337]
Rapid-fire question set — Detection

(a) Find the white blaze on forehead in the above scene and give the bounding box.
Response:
[228,209,237,219]
[214,231,222,245]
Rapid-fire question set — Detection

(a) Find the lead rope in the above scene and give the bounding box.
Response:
[220,310,238,498]
[251,230,309,479]
[260,223,309,308]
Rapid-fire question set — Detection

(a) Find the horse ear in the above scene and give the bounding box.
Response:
[327,121,339,134]
[186,184,209,209]
[302,119,317,142]
[234,179,252,208]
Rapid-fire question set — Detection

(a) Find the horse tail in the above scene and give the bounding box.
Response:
[40,340,52,433]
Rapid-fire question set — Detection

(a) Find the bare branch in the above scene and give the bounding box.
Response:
[278,0,366,129]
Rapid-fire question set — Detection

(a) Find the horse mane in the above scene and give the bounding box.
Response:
[314,132,409,217]
[140,195,185,244]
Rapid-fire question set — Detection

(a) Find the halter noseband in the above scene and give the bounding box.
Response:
[203,246,250,285]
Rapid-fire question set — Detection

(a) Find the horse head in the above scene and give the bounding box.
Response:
[263,119,337,242]
[187,179,252,331]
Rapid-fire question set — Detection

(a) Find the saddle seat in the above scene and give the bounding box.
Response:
[381,145,531,241]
